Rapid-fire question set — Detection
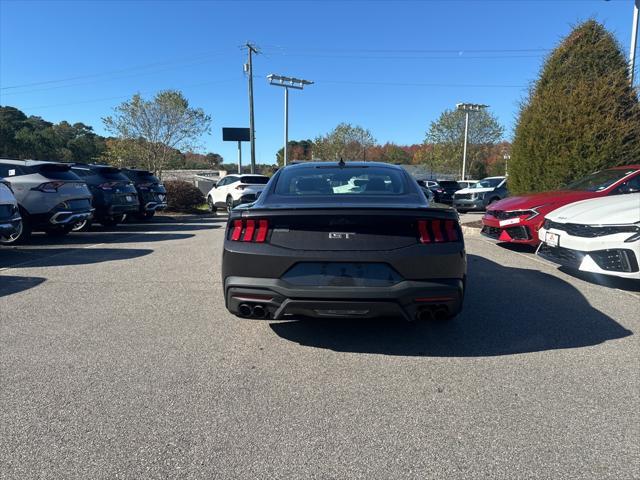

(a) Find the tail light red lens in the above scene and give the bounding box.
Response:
[417,219,460,244]
[32,181,65,193]
[230,218,269,243]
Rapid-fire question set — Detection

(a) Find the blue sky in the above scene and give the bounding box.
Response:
[0,0,637,165]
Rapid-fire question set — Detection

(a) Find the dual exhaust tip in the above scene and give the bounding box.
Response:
[238,303,267,319]
[416,305,449,322]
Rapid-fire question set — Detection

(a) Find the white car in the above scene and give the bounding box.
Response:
[0,180,22,244]
[537,193,640,279]
[206,174,269,212]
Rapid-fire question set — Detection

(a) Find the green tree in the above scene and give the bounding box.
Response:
[425,108,503,177]
[313,123,376,161]
[103,90,212,177]
[510,20,640,194]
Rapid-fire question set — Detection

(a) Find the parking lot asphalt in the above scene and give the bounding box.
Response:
[1,215,639,479]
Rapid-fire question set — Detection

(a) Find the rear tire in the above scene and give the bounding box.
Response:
[143,210,155,219]
[71,219,92,232]
[0,216,30,245]
[207,196,216,214]
[226,196,234,213]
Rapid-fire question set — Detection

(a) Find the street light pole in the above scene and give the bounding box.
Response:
[456,103,488,181]
[267,74,313,167]
[631,0,639,85]
[462,111,469,181]
[284,87,289,166]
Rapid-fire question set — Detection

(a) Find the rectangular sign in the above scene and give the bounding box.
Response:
[222,127,250,142]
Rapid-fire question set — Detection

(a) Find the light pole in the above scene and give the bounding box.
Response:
[456,103,488,180]
[503,154,511,176]
[631,0,639,85]
[267,74,313,166]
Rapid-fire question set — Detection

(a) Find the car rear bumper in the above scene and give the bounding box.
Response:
[225,276,464,321]
[144,201,167,212]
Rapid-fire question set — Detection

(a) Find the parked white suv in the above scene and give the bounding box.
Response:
[206,174,269,212]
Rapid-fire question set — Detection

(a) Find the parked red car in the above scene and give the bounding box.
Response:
[481,165,640,246]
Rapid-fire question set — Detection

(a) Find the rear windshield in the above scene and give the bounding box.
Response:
[274,166,408,196]
[439,181,461,188]
[124,170,160,183]
[241,176,269,185]
[36,164,81,181]
[565,169,636,192]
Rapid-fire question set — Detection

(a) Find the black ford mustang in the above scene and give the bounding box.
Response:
[222,161,466,321]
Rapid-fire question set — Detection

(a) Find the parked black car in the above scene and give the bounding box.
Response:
[71,164,140,229]
[432,180,461,204]
[222,161,466,322]
[121,169,167,219]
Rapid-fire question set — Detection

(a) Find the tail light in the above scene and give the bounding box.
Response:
[137,182,154,190]
[32,181,65,193]
[230,218,269,243]
[98,181,122,191]
[417,219,459,243]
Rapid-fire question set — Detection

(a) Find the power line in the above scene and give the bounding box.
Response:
[0,50,228,90]
[0,57,223,97]
[16,77,241,110]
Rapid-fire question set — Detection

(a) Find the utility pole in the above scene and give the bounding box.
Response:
[245,43,259,174]
[267,74,313,166]
[456,103,488,181]
[631,0,639,85]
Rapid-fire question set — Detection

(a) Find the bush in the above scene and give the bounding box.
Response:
[510,20,640,194]
[163,180,205,212]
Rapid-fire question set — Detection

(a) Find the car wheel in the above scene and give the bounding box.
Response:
[486,197,500,209]
[226,196,234,213]
[143,211,155,219]
[207,196,216,213]
[71,219,91,232]
[0,217,29,245]
[101,215,125,227]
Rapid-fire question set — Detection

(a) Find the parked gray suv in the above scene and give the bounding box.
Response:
[0,159,93,243]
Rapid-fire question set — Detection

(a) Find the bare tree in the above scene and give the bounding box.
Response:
[103,90,211,177]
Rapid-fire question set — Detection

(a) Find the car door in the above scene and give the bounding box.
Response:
[213,177,229,206]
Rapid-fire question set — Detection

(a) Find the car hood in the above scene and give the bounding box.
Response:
[490,190,598,211]
[455,187,496,194]
[546,193,640,225]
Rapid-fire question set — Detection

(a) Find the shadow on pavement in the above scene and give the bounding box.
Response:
[270,254,632,357]
[93,223,220,233]
[0,276,46,297]
[0,247,153,269]
[23,232,194,246]
[557,267,640,293]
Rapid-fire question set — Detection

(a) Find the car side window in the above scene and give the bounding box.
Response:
[614,175,640,194]
[217,178,229,187]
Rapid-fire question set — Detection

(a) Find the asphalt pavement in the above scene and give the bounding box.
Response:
[1,215,638,479]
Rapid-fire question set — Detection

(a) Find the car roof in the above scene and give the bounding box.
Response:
[0,158,65,166]
[238,174,268,177]
[284,161,407,170]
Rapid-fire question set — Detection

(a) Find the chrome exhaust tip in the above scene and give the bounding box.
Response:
[238,304,252,317]
[252,305,266,318]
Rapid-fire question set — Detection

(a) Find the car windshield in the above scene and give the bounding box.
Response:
[471,178,503,189]
[274,166,408,195]
[565,169,636,191]
[241,176,269,185]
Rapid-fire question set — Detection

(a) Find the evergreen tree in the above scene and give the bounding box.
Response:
[510,21,640,194]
